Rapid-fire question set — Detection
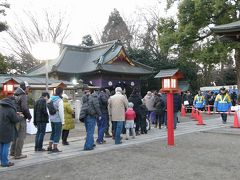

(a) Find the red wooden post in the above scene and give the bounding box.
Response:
[167,93,174,146]
[155,69,184,147]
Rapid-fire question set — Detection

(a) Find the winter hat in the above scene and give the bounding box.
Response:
[62,94,69,100]
[128,102,134,108]
[20,81,30,90]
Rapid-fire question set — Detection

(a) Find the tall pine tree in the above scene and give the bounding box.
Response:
[101,9,132,47]
[81,34,95,46]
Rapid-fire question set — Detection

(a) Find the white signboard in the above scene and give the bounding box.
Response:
[27,109,52,135]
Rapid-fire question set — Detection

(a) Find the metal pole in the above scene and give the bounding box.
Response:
[45,60,49,92]
[167,92,174,146]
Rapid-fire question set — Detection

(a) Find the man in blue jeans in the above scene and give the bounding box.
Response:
[34,92,50,151]
[96,88,109,144]
[84,90,102,151]
[84,115,97,150]
[108,87,128,144]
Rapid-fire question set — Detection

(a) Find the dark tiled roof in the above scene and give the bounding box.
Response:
[211,20,240,33]
[154,69,179,78]
[0,75,72,86]
[100,64,153,74]
[28,40,153,76]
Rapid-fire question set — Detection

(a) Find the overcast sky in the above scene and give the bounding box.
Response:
[0,0,177,55]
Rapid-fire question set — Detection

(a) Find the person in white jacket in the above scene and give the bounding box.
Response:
[108,87,128,144]
[47,87,65,153]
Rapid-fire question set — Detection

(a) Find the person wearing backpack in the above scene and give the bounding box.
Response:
[0,97,19,167]
[10,81,32,160]
[47,87,65,153]
[79,88,91,122]
[33,92,50,151]
[83,90,102,151]
[96,88,109,144]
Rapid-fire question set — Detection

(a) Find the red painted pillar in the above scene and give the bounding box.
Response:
[167,93,174,146]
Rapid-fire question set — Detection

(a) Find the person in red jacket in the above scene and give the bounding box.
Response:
[125,102,136,140]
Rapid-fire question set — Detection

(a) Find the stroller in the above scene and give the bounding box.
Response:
[146,111,156,130]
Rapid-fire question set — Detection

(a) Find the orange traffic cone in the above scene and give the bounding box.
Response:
[207,105,211,115]
[181,104,186,116]
[194,109,199,121]
[197,111,206,125]
[191,107,195,119]
[231,112,240,128]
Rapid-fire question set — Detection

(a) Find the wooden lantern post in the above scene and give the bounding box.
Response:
[2,79,16,97]
[155,69,183,146]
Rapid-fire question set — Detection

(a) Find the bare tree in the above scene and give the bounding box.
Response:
[5,10,70,73]
[123,15,142,49]
[0,0,9,32]
[126,5,162,57]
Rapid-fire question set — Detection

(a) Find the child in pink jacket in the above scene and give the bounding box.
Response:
[125,102,136,140]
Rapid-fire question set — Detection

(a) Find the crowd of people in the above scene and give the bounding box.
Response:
[79,87,182,150]
[0,80,235,167]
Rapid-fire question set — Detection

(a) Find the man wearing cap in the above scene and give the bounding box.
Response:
[10,81,32,159]
[108,87,128,144]
[214,87,232,124]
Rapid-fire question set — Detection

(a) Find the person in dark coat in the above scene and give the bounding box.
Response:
[10,81,32,159]
[173,93,182,129]
[139,102,148,134]
[153,92,166,129]
[206,91,215,111]
[128,88,142,135]
[96,88,109,144]
[0,97,19,167]
[79,89,91,122]
[231,91,237,106]
[183,91,193,113]
[34,92,50,151]
[104,89,112,137]
[84,90,102,150]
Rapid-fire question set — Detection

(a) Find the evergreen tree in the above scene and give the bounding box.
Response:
[0,53,8,74]
[159,0,240,89]
[81,34,95,46]
[0,1,9,32]
[0,1,10,74]
[101,9,132,47]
